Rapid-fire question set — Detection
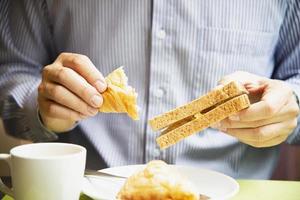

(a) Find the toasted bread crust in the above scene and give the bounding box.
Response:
[156,94,250,149]
[149,81,247,131]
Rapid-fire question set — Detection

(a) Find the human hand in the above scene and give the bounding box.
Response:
[212,71,299,148]
[38,52,107,132]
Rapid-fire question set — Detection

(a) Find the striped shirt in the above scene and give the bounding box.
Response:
[1,0,300,179]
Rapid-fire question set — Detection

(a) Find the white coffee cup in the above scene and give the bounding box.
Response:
[0,143,86,200]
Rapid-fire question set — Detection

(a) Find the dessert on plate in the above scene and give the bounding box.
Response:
[117,160,199,200]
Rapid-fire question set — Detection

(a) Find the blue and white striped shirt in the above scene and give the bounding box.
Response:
[1,0,300,179]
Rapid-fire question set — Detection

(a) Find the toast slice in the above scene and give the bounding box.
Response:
[156,94,250,149]
[149,81,247,131]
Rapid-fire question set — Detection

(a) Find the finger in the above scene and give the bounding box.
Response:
[56,52,107,93]
[244,82,265,93]
[218,115,292,129]
[229,80,292,122]
[39,82,98,117]
[45,66,103,108]
[229,101,275,121]
[224,119,297,142]
[218,98,299,129]
[218,71,262,86]
[240,135,288,148]
[38,96,86,121]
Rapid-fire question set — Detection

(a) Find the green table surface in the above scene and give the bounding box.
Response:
[2,180,300,200]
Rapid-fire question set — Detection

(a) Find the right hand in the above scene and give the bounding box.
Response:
[38,52,107,132]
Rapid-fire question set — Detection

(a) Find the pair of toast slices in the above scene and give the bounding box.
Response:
[149,81,251,149]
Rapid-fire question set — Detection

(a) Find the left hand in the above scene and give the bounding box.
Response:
[212,71,299,148]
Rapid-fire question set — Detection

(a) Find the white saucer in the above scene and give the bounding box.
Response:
[82,165,239,200]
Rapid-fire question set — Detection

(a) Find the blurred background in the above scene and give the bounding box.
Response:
[0,118,299,180]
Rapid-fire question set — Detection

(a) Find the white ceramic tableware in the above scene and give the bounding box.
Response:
[0,143,86,200]
[82,164,239,200]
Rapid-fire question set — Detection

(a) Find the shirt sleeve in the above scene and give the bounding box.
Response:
[272,0,300,145]
[0,0,58,141]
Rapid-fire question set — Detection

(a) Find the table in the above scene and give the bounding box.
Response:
[2,180,300,200]
[232,180,300,200]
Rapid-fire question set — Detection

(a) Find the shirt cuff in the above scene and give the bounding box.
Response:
[22,85,58,142]
[37,108,79,135]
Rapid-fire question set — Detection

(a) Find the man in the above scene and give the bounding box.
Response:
[0,0,299,179]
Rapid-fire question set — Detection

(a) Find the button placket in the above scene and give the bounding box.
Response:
[156,29,166,40]
[145,0,173,163]
[153,148,161,158]
[153,87,165,98]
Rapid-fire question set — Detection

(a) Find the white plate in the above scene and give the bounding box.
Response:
[82,165,239,200]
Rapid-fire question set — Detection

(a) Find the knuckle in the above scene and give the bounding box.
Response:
[46,103,56,115]
[264,102,276,117]
[58,52,68,60]
[80,85,91,98]
[254,127,266,142]
[38,83,44,94]
[71,54,90,68]
[71,54,84,65]
[42,65,51,79]
[79,54,89,61]
[55,67,69,82]
[49,85,61,98]
[86,70,97,80]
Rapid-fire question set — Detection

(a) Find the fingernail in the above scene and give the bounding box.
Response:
[91,95,103,107]
[95,80,107,93]
[87,106,98,116]
[229,115,240,121]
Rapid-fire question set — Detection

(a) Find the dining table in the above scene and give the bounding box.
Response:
[1,179,300,200]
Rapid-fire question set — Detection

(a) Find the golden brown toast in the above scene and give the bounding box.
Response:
[149,81,250,149]
[149,81,247,131]
[156,94,250,149]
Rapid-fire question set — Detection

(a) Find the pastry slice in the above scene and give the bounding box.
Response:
[117,160,199,200]
[99,67,139,120]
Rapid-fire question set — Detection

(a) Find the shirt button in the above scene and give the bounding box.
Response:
[156,29,166,40]
[153,148,160,158]
[153,87,165,98]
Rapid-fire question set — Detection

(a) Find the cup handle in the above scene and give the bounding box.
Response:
[0,154,14,197]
